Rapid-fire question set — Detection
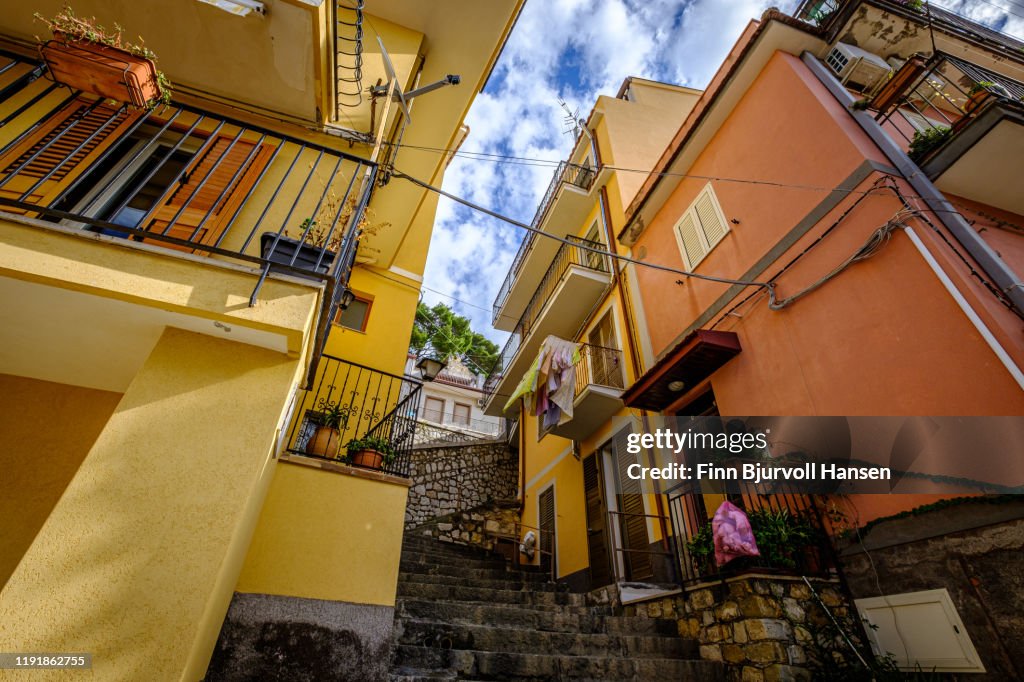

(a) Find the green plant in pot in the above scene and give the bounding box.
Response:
[306,400,350,459]
[908,126,951,161]
[345,435,396,471]
[747,508,817,569]
[35,6,172,109]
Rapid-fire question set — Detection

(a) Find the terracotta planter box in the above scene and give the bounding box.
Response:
[40,33,161,108]
[350,448,386,470]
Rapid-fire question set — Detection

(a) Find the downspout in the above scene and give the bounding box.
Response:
[598,184,671,551]
[801,51,1024,315]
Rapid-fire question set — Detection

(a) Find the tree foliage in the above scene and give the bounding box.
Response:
[410,302,499,375]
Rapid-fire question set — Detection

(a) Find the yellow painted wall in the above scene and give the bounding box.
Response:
[0,374,122,589]
[236,461,410,607]
[0,328,304,682]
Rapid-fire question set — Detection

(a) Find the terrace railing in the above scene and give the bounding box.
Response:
[491,160,597,325]
[483,235,610,407]
[286,354,422,477]
[0,51,375,351]
[574,343,625,396]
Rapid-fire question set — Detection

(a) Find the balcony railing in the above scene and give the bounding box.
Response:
[286,354,422,477]
[794,0,841,26]
[0,51,374,345]
[666,479,837,585]
[491,160,597,325]
[483,235,610,405]
[574,343,625,397]
[868,52,1024,161]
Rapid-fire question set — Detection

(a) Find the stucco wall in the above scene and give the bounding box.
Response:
[0,374,122,589]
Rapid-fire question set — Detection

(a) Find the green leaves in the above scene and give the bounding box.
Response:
[410,302,499,374]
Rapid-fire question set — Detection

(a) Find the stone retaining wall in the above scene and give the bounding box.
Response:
[621,575,864,681]
[405,441,517,528]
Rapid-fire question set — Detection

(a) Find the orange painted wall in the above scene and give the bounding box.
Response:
[629,51,1024,527]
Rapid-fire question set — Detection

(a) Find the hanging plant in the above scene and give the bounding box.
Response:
[35,6,172,109]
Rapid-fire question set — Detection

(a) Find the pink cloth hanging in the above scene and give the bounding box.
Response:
[712,500,760,567]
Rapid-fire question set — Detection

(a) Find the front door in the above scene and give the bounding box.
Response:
[538,486,556,576]
[583,453,613,588]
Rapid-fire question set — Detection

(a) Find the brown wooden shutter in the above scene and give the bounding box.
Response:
[613,427,653,580]
[0,99,140,209]
[141,133,275,252]
[538,487,556,575]
[583,454,612,588]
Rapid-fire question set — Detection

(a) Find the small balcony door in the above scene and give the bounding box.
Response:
[587,312,623,388]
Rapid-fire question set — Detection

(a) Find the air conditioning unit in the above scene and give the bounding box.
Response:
[825,43,893,91]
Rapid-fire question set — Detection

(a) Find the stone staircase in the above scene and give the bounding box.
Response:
[389,533,723,681]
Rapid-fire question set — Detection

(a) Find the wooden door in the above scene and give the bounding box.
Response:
[140,133,275,251]
[587,313,622,388]
[538,486,556,576]
[0,99,141,210]
[583,453,613,588]
[612,427,653,580]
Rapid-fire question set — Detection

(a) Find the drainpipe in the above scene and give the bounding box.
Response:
[598,184,671,551]
[801,51,1024,315]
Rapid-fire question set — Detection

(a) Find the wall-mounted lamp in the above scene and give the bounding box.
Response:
[338,288,356,311]
[415,356,447,382]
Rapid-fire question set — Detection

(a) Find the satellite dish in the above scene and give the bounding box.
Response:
[370,36,463,124]
[376,36,412,122]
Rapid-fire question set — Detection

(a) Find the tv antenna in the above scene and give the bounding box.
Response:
[558,98,591,140]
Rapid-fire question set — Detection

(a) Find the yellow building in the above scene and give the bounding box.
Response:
[482,78,700,594]
[0,1,521,679]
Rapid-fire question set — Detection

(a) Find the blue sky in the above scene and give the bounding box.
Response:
[419,0,1023,346]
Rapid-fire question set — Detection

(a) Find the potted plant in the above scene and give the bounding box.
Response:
[747,508,817,570]
[262,188,389,274]
[345,435,396,471]
[907,125,952,161]
[35,7,172,109]
[306,400,351,459]
[964,80,1011,115]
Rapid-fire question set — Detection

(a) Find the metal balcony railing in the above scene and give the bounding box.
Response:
[287,355,422,477]
[491,160,598,325]
[483,235,610,406]
[0,51,375,341]
[868,52,1024,160]
[573,343,625,397]
[666,479,837,586]
[793,0,841,26]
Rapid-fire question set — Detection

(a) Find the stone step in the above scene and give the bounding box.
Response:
[396,599,676,635]
[397,573,564,593]
[397,582,587,607]
[398,561,551,583]
[399,550,513,570]
[393,646,724,681]
[396,619,696,659]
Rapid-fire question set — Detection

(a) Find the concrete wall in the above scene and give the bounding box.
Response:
[405,441,517,528]
[839,498,1024,680]
[0,374,122,589]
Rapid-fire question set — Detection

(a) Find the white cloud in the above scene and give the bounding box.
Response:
[420,0,1020,355]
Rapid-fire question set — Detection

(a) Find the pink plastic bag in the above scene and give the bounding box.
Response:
[712,501,760,567]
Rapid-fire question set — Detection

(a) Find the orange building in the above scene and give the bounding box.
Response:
[616,0,1024,675]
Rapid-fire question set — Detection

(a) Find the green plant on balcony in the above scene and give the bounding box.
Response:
[35,6,172,108]
[306,400,352,459]
[907,126,952,161]
[687,506,818,572]
[346,435,396,470]
[685,522,715,574]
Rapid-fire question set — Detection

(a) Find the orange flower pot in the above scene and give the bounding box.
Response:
[40,33,162,108]
[307,426,341,458]
[350,449,385,470]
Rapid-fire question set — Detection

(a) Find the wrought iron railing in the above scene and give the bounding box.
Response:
[483,235,610,407]
[0,51,374,343]
[286,354,422,477]
[574,343,625,396]
[867,52,1024,159]
[491,160,598,325]
[665,478,837,585]
[793,0,841,26]
[419,409,504,438]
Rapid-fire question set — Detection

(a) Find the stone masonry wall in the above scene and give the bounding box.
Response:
[405,441,517,528]
[621,575,865,682]
[408,502,521,552]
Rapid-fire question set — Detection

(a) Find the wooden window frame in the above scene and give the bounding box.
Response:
[672,182,731,271]
[452,402,471,426]
[333,291,373,332]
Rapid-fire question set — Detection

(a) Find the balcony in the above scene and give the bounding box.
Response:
[871,52,1024,215]
[492,160,600,331]
[483,236,612,416]
[285,355,422,477]
[546,344,625,441]
[0,51,373,355]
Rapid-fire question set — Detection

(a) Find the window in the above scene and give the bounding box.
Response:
[452,402,471,426]
[582,220,605,271]
[423,397,444,423]
[587,311,623,388]
[334,293,372,332]
[673,183,729,270]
